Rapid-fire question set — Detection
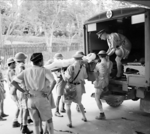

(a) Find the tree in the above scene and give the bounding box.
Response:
[0,0,139,49]
[1,0,25,44]
[55,0,100,49]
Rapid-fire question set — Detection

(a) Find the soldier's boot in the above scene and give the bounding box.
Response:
[95,113,106,120]
[22,125,33,134]
[12,121,20,128]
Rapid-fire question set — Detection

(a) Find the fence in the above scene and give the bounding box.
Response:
[0,44,84,69]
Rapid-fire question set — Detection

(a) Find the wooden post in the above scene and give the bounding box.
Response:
[83,25,88,55]
[0,11,2,47]
[83,25,87,55]
[145,11,150,86]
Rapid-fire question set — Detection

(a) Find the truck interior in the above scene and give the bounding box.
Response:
[84,8,147,77]
[87,14,144,63]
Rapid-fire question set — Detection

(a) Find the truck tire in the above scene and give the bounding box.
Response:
[105,95,124,107]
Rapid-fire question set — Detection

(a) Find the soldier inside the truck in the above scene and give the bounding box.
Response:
[87,14,145,81]
[96,29,132,80]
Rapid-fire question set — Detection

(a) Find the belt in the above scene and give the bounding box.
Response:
[28,90,47,98]
[69,82,80,85]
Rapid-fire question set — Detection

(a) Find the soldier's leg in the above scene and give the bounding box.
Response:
[0,92,8,119]
[95,88,106,120]
[46,118,54,134]
[0,100,6,120]
[55,95,63,117]
[0,100,3,116]
[43,121,48,134]
[66,102,72,128]
[20,108,23,128]
[115,56,122,78]
[28,108,40,134]
[12,99,20,127]
[13,107,20,127]
[76,92,87,121]
[22,109,33,134]
[76,84,86,113]
[78,103,87,122]
[1,99,8,117]
[27,109,33,124]
[60,96,66,113]
[115,48,123,78]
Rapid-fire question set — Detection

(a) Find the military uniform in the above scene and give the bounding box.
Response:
[0,70,5,102]
[7,68,18,100]
[55,72,67,96]
[93,50,110,120]
[14,66,54,121]
[80,64,87,94]
[15,63,27,109]
[45,79,55,109]
[64,61,87,104]
[107,33,131,59]
[94,61,109,90]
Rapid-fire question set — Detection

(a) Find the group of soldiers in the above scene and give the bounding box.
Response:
[0,29,132,134]
[0,50,108,134]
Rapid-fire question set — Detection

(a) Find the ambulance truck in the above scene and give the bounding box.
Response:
[84,5,150,113]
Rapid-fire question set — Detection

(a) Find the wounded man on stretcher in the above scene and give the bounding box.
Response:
[44,53,97,72]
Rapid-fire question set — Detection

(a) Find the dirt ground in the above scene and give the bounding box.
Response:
[0,81,150,134]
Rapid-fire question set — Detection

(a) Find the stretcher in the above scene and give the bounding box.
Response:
[44,53,96,72]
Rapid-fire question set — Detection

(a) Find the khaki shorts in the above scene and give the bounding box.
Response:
[0,84,5,101]
[48,93,55,109]
[18,98,28,109]
[15,90,28,109]
[95,86,109,99]
[28,96,52,121]
[55,79,66,96]
[118,46,130,59]
[63,84,82,105]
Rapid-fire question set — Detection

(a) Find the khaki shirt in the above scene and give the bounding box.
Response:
[14,66,54,92]
[95,61,109,78]
[94,60,109,89]
[0,70,4,92]
[107,33,131,51]
[7,68,16,90]
[16,64,26,89]
[16,63,25,75]
[64,61,88,83]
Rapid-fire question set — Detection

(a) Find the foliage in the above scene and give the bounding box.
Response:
[0,0,139,48]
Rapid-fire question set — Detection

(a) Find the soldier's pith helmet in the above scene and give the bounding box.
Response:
[15,52,27,62]
[7,57,15,65]
[75,51,85,56]
[98,50,107,55]
[73,52,83,59]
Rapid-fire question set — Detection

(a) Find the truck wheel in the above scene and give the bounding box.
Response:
[105,95,124,107]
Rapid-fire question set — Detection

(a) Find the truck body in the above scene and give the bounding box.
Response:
[84,7,150,112]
